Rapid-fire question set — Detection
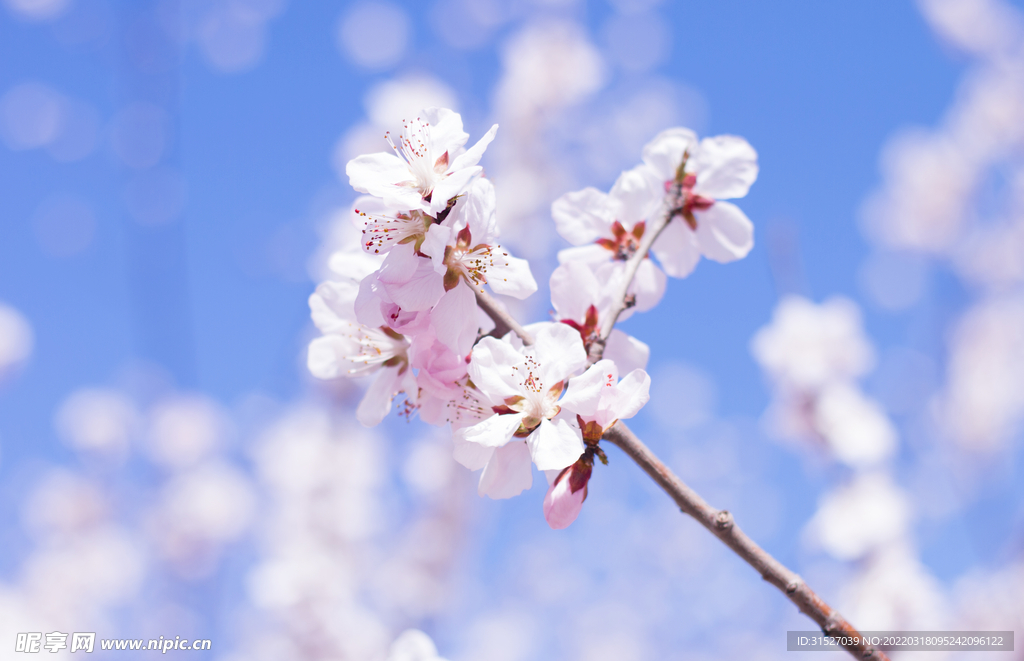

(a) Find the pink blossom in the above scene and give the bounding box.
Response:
[542,458,592,529]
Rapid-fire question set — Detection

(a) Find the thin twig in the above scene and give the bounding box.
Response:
[475,288,534,346]
[588,204,673,364]
[602,422,889,661]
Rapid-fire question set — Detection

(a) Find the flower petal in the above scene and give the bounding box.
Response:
[605,329,649,373]
[631,258,666,312]
[429,165,482,214]
[651,217,700,278]
[459,411,525,448]
[346,152,426,211]
[452,435,495,471]
[356,367,403,427]
[468,336,524,401]
[532,323,588,385]
[377,246,445,311]
[642,127,698,182]
[692,135,758,200]
[695,201,754,263]
[552,187,613,246]
[478,440,533,499]
[599,368,650,426]
[485,250,537,300]
[543,469,587,530]
[527,417,585,471]
[450,123,498,171]
[610,164,661,225]
[431,281,479,356]
[560,360,616,417]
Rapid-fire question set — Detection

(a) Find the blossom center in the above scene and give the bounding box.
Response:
[385,117,449,196]
[357,208,433,254]
[596,220,645,260]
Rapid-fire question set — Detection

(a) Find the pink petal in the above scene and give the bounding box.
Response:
[431,282,479,356]
[543,464,589,530]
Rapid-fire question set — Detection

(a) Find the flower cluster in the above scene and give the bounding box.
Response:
[309,108,758,528]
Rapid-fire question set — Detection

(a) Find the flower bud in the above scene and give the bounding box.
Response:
[542,457,592,529]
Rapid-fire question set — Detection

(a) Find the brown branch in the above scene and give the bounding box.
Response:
[602,422,889,661]
[475,288,534,346]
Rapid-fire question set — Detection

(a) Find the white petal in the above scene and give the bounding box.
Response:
[560,360,617,417]
[450,123,498,171]
[631,258,666,312]
[604,329,649,373]
[346,152,412,195]
[432,282,479,356]
[353,275,389,328]
[307,336,346,379]
[486,250,537,299]
[422,107,469,154]
[329,249,383,283]
[452,435,495,471]
[429,165,482,214]
[421,223,452,274]
[533,323,588,385]
[556,243,612,266]
[309,282,354,333]
[478,440,533,499]
[552,187,613,246]
[468,337,523,401]
[600,368,650,425]
[695,201,754,263]
[527,418,585,471]
[610,164,662,225]
[463,177,499,243]
[692,135,758,200]
[549,261,598,322]
[356,367,403,427]
[651,218,700,278]
[460,411,523,448]
[642,127,698,182]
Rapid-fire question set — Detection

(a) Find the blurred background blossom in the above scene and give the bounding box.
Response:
[2,0,1024,659]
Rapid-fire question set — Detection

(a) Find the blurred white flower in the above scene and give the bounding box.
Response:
[752,295,874,392]
[805,472,911,561]
[0,302,33,380]
[55,388,138,457]
[146,395,229,469]
[840,543,948,629]
[813,383,897,468]
[938,295,1024,451]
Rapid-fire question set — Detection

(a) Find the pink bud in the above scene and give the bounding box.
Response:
[543,460,592,530]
